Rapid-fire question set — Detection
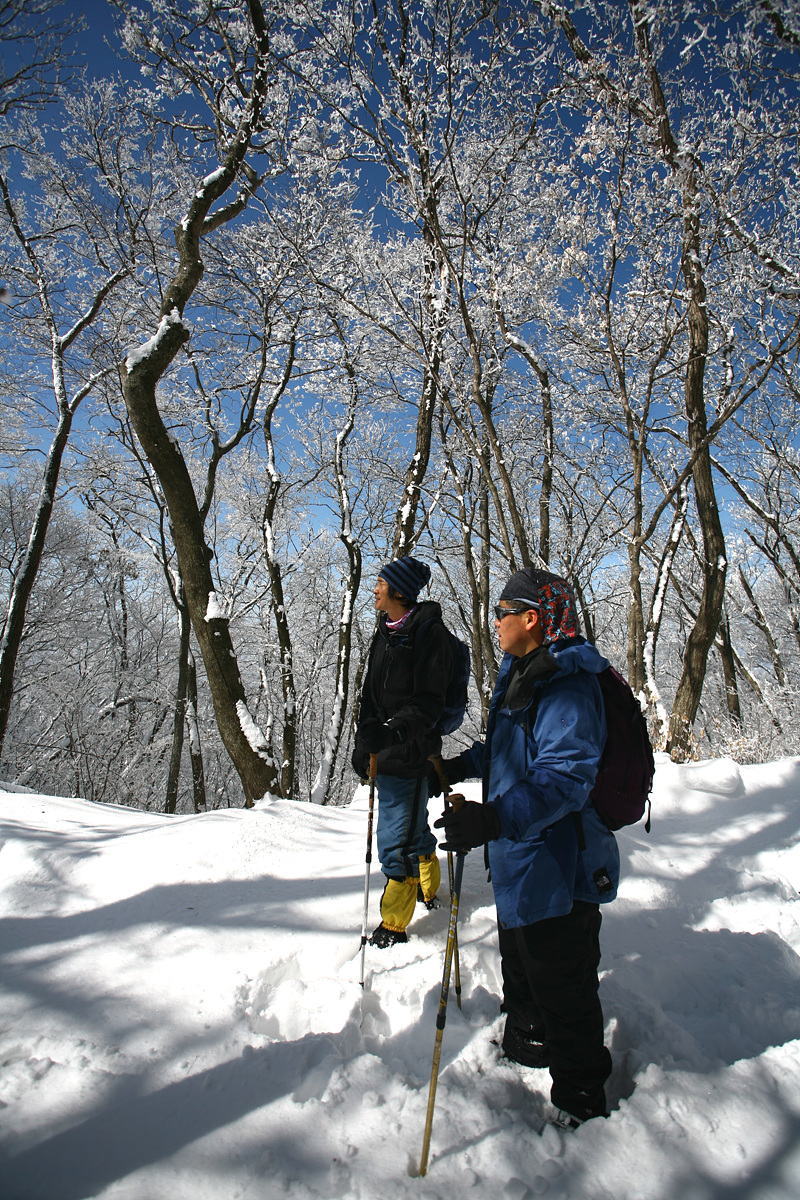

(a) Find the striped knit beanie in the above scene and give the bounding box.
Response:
[379,557,431,604]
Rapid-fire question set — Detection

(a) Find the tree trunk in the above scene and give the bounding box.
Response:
[310,336,361,805]
[394,223,445,556]
[261,521,296,798]
[627,2,730,760]
[539,370,554,567]
[164,598,191,814]
[738,566,787,686]
[627,540,646,694]
[121,0,279,805]
[439,417,497,727]
[0,174,126,759]
[495,316,553,568]
[478,454,498,719]
[440,389,519,570]
[0,414,71,753]
[717,607,742,723]
[665,315,728,760]
[643,482,689,746]
[260,350,298,800]
[185,648,207,812]
[472,385,531,571]
[572,575,596,646]
[124,363,278,806]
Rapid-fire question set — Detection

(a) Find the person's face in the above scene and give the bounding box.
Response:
[374,576,391,612]
[495,600,541,657]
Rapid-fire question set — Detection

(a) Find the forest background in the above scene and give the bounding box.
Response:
[1,0,799,814]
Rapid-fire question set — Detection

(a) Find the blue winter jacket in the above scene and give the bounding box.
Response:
[461,638,620,929]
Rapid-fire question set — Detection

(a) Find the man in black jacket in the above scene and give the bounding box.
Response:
[352,557,454,947]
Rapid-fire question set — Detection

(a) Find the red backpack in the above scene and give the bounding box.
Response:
[591,666,654,831]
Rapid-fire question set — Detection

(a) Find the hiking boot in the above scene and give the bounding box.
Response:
[417,885,442,910]
[370,923,408,948]
[549,1103,607,1131]
[501,1024,550,1068]
[549,1109,584,1132]
[549,1090,608,1129]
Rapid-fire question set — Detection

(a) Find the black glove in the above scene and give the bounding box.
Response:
[426,754,468,798]
[434,800,501,853]
[361,720,401,754]
[351,746,369,779]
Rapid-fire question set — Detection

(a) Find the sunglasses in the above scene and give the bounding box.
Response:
[493,604,534,621]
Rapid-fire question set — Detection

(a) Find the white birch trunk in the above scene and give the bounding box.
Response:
[311,338,361,805]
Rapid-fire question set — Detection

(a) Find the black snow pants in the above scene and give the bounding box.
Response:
[498,899,611,1121]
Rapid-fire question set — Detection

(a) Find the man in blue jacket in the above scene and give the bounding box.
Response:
[434,567,618,1130]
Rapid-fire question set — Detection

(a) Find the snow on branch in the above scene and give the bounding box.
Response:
[204,591,228,622]
[236,700,273,763]
[125,308,185,372]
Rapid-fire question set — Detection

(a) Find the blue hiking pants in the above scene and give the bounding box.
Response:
[375,774,437,879]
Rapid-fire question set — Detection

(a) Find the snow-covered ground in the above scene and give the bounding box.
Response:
[1,754,800,1200]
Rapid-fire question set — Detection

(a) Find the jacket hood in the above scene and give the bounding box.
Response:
[550,638,609,677]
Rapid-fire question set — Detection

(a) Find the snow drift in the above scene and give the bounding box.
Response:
[1,754,800,1199]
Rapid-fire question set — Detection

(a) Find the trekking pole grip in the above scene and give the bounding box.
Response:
[429,753,449,799]
[369,752,378,780]
[428,754,464,813]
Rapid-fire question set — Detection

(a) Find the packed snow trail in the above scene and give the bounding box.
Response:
[1,755,800,1199]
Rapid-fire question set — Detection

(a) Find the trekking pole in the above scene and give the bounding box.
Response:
[419,798,465,1178]
[359,753,378,989]
[429,755,461,1010]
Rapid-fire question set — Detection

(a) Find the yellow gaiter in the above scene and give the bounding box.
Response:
[380,877,418,931]
[419,852,441,903]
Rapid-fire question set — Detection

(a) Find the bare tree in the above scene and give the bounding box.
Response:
[118,0,294,805]
[310,314,363,804]
[0,81,152,756]
[0,0,80,121]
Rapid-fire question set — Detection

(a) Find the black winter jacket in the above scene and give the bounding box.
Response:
[353,600,454,779]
